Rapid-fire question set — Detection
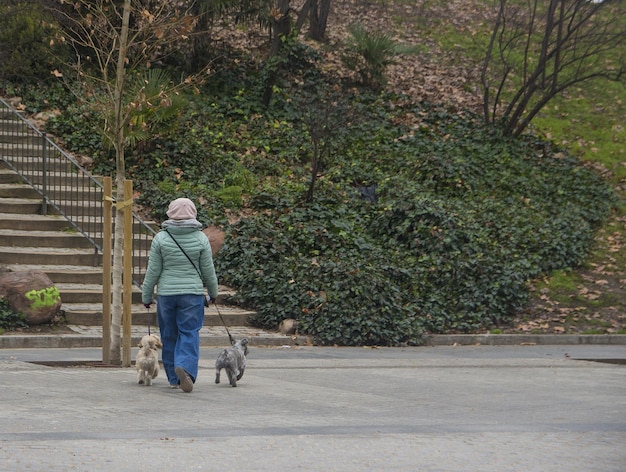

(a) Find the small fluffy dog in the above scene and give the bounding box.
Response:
[215,338,249,387]
[135,334,162,386]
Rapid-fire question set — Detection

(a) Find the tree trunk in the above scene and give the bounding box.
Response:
[308,0,331,41]
[109,0,131,363]
[263,0,292,107]
[270,0,291,57]
[109,202,125,362]
[306,138,321,203]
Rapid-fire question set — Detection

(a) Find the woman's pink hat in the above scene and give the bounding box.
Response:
[166,198,197,220]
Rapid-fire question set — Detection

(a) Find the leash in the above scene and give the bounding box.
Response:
[214,302,235,345]
[146,305,154,336]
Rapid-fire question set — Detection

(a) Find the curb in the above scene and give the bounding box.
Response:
[0,334,305,349]
[423,334,626,346]
[0,323,306,349]
[1,333,625,349]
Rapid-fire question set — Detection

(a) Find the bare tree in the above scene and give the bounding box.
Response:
[481,0,626,137]
[256,0,332,106]
[296,83,350,203]
[52,0,203,363]
[307,0,331,41]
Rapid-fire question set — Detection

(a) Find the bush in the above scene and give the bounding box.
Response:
[216,205,424,346]
[214,99,614,343]
[341,23,420,89]
[0,298,28,332]
[0,2,69,84]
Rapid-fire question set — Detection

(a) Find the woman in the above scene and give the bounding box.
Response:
[142,198,219,392]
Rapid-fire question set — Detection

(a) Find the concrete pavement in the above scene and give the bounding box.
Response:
[1,344,625,471]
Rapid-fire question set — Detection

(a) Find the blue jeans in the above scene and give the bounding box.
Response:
[157,294,205,385]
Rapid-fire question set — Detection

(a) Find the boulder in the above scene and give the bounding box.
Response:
[203,225,225,256]
[0,270,62,325]
[278,318,298,335]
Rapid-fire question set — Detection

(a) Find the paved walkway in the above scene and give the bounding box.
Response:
[1,344,625,471]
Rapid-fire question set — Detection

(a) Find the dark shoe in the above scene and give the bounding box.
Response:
[175,367,193,393]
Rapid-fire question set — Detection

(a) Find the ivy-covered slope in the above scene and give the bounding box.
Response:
[209,96,614,345]
[38,48,615,346]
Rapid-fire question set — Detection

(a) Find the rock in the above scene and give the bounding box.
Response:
[33,109,61,121]
[74,153,94,169]
[0,270,62,325]
[278,318,298,335]
[203,225,225,255]
[6,96,22,108]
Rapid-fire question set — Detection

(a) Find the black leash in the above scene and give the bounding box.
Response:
[214,302,235,345]
[165,229,204,279]
[146,305,155,336]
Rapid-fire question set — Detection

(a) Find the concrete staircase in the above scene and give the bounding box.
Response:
[0,101,257,333]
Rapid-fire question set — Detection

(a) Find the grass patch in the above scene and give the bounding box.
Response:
[533,81,626,179]
[534,270,581,305]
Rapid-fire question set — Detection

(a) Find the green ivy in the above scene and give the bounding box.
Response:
[0,298,28,332]
[25,44,617,346]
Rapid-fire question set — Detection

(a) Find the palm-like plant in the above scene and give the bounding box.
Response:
[123,68,187,149]
[342,23,419,89]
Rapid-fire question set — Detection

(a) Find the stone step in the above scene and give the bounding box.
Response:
[0,226,151,249]
[0,247,151,286]
[0,171,96,187]
[1,161,103,191]
[0,197,110,218]
[55,284,142,304]
[61,302,254,327]
[0,131,42,145]
[0,182,41,199]
[1,264,105,284]
[0,228,95,248]
[0,245,103,266]
[0,251,145,284]
[0,212,158,234]
[0,182,101,200]
[0,145,52,159]
[0,212,72,231]
[1,156,67,172]
[56,283,235,306]
[0,112,22,120]
[0,168,25,184]
[0,197,43,214]
[52,200,108,217]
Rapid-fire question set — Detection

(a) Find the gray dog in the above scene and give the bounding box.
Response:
[215,338,249,387]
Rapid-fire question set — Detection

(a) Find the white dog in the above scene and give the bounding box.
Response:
[135,334,162,386]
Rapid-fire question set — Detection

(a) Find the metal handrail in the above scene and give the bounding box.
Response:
[0,97,156,287]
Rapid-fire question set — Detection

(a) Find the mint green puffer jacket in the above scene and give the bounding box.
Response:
[141,223,219,303]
